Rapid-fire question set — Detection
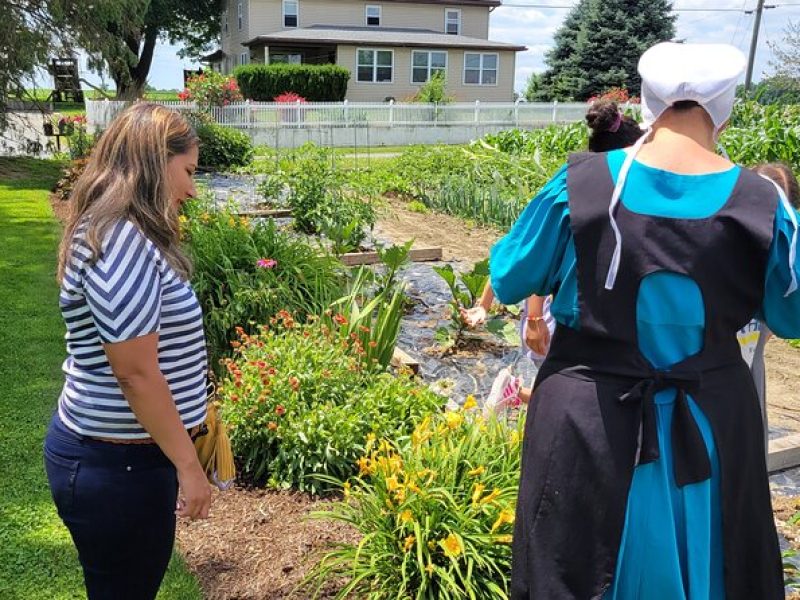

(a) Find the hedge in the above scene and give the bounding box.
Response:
[234,64,350,102]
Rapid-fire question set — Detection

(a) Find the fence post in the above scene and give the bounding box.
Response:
[552,100,559,122]
[514,98,521,127]
[295,99,301,128]
[389,99,394,128]
[474,99,480,124]
[344,98,349,126]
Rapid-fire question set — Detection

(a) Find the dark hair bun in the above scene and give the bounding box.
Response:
[586,100,620,133]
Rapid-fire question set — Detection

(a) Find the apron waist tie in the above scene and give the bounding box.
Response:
[619,371,711,487]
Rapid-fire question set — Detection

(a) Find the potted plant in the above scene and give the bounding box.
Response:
[58,115,75,136]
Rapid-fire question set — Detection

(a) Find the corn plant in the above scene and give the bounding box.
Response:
[306,407,524,599]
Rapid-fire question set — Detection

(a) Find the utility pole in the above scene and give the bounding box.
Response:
[745,0,767,92]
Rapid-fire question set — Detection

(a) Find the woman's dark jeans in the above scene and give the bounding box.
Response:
[44,413,178,600]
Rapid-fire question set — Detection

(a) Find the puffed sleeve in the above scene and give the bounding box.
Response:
[489,164,571,305]
[762,201,800,338]
[82,220,162,343]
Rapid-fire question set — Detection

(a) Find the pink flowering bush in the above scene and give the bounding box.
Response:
[274,91,308,103]
[180,69,243,108]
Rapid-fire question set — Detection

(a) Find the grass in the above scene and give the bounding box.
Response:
[0,158,202,599]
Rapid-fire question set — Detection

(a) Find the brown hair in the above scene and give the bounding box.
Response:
[57,102,198,283]
[754,163,800,209]
[585,100,644,152]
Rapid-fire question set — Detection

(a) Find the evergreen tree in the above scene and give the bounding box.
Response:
[531,0,590,101]
[539,0,675,101]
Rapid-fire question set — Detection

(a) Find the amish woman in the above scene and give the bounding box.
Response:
[45,103,212,599]
[491,43,800,599]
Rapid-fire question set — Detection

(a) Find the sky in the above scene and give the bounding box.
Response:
[66,1,800,94]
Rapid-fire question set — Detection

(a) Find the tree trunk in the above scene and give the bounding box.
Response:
[113,27,158,100]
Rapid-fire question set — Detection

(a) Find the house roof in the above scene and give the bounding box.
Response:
[243,26,526,52]
[201,49,225,62]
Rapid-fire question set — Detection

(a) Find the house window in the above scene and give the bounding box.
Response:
[240,52,249,66]
[272,53,302,64]
[237,2,243,30]
[411,51,447,84]
[223,10,229,35]
[366,5,381,26]
[357,48,393,83]
[463,52,498,85]
[445,9,461,35]
[283,0,298,27]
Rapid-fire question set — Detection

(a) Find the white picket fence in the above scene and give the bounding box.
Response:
[86,99,591,130]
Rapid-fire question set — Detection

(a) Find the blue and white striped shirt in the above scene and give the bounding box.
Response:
[58,220,207,439]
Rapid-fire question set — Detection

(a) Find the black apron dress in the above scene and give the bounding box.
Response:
[510,152,784,599]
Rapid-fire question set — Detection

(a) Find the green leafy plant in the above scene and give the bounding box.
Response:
[306,407,524,599]
[413,71,453,104]
[217,313,443,494]
[196,121,254,170]
[407,200,429,214]
[181,193,345,368]
[432,259,490,352]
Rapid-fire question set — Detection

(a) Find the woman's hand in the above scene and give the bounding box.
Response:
[525,318,551,355]
[460,306,488,328]
[176,462,212,520]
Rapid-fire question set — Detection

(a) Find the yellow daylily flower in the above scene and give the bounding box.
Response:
[467,465,485,477]
[472,483,486,505]
[385,475,400,492]
[399,509,414,525]
[494,534,513,544]
[480,488,502,505]
[444,411,464,430]
[491,508,516,533]
[440,533,463,558]
[403,535,416,553]
[425,562,435,575]
[463,395,478,411]
[365,432,377,452]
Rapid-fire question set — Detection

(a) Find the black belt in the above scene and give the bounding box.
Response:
[618,370,711,487]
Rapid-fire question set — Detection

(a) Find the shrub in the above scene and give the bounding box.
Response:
[217,313,443,494]
[180,69,242,107]
[278,144,376,242]
[196,121,254,170]
[182,195,346,366]
[235,63,350,101]
[307,407,524,599]
[413,72,453,104]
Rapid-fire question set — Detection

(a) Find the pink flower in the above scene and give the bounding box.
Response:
[257,258,278,269]
[178,89,190,101]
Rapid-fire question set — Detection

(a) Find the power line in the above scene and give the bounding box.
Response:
[498,2,799,11]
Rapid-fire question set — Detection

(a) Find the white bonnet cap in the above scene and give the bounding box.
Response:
[638,42,746,131]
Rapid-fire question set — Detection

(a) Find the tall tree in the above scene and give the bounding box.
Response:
[0,0,151,130]
[537,0,675,101]
[530,0,591,101]
[769,20,800,79]
[74,0,225,99]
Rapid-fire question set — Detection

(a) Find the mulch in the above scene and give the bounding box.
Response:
[176,486,357,600]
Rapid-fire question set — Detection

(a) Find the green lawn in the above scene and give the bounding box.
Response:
[0,158,202,599]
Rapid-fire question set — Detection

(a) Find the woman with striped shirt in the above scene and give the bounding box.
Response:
[45,103,211,599]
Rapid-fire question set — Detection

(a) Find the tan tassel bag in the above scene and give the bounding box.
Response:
[194,383,236,490]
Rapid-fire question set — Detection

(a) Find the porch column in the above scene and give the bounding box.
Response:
[264,46,270,65]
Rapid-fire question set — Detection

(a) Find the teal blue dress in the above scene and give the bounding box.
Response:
[490,149,800,599]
